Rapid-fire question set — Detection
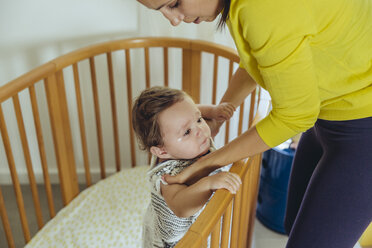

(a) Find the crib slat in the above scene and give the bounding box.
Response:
[230,185,243,248]
[12,94,44,229]
[238,103,245,135]
[224,61,234,144]
[220,201,233,248]
[182,49,201,103]
[107,52,121,172]
[72,63,92,186]
[163,47,169,87]
[228,60,234,82]
[238,166,251,247]
[249,89,256,128]
[0,186,16,248]
[89,57,106,178]
[125,49,136,167]
[29,85,56,217]
[256,88,261,113]
[212,55,218,105]
[246,155,262,247]
[144,47,150,88]
[210,218,221,248]
[0,105,31,242]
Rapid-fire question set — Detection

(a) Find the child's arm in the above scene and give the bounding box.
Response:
[160,172,241,218]
[197,103,236,121]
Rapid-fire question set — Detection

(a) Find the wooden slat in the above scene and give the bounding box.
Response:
[44,74,79,205]
[125,49,136,168]
[224,60,234,145]
[163,47,169,87]
[246,155,262,248]
[89,57,106,179]
[212,55,218,105]
[29,85,56,217]
[182,49,201,103]
[256,87,262,113]
[238,166,251,247]
[0,186,16,248]
[230,187,242,248]
[220,201,233,248]
[249,89,256,128]
[12,94,44,229]
[144,47,150,88]
[106,52,121,172]
[211,218,221,248]
[0,105,31,242]
[238,103,245,135]
[72,63,92,186]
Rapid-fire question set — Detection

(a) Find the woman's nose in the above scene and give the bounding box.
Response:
[160,8,184,26]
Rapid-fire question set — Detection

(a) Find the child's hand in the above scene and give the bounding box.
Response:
[206,172,242,194]
[212,102,235,121]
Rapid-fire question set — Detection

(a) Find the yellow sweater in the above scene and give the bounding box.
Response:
[227,0,372,147]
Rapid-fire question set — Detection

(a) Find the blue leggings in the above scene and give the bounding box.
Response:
[284,117,372,248]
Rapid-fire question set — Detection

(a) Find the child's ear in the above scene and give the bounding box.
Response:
[150,146,171,159]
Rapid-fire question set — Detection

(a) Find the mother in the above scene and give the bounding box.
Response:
[137,0,372,247]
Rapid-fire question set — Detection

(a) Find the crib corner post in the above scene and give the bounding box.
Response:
[182,48,201,103]
[45,71,79,206]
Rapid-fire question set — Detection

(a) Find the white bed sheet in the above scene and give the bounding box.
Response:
[26,166,150,248]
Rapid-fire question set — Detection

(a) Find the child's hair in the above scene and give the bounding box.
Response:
[132,86,187,151]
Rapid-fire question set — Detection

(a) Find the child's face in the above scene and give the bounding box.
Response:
[153,96,211,160]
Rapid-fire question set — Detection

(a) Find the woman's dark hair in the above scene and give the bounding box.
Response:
[132,86,186,151]
[217,0,231,30]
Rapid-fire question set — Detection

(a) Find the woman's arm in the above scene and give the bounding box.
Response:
[206,67,258,136]
[220,67,258,107]
[164,125,270,185]
[161,172,241,218]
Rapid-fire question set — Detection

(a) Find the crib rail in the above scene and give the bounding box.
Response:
[0,37,266,248]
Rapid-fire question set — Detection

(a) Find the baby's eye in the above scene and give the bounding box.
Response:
[169,0,179,9]
[197,117,203,123]
[184,129,191,136]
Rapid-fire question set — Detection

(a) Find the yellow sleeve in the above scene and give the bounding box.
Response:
[238,0,321,147]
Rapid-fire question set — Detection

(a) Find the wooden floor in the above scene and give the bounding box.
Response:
[0,184,87,248]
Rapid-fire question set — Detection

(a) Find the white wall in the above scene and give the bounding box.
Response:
[0,0,141,184]
[0,0,240,184]
[0,0,138,85]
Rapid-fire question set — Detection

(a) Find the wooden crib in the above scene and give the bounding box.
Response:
[0,37,270,248]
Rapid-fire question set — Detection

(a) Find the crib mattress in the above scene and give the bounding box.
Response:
[26,166,150,248]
